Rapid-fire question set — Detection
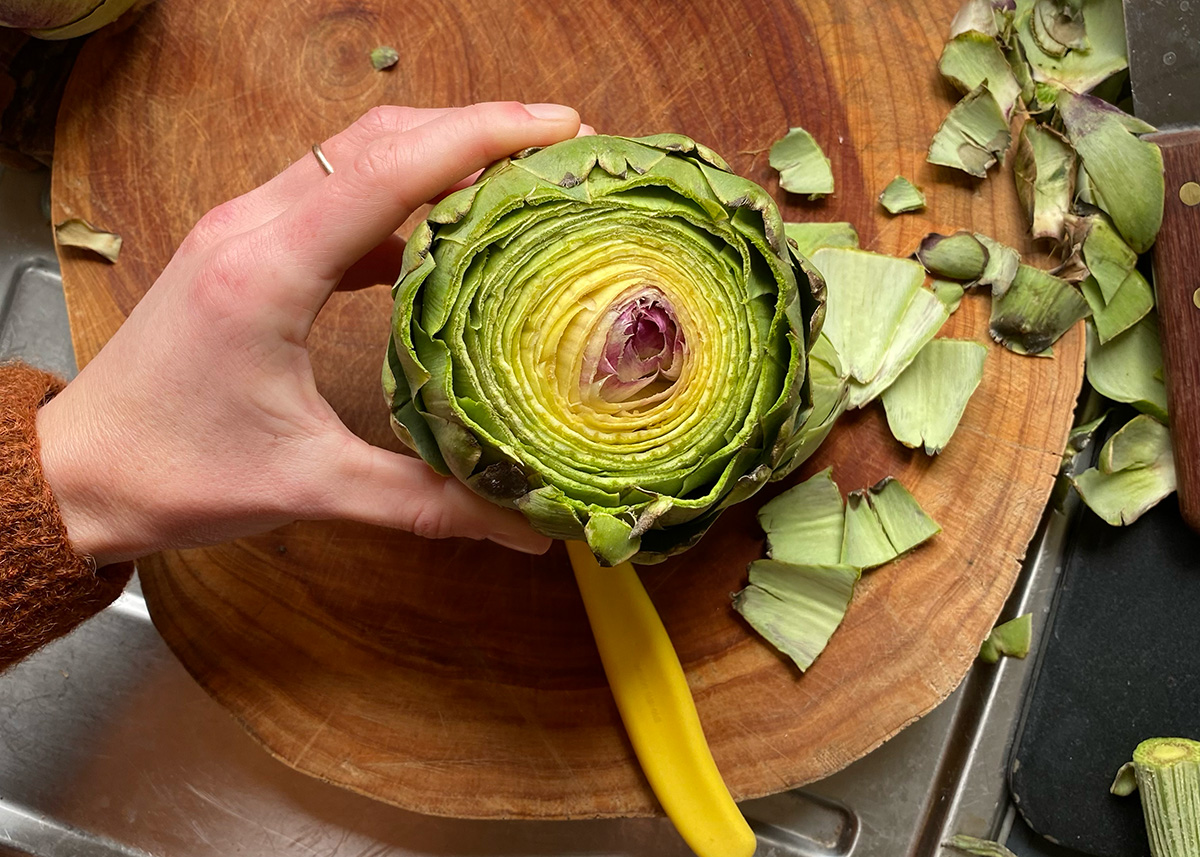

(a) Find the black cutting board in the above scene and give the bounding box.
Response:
[1010,494,1200,856]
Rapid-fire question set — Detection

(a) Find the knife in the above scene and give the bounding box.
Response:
[1124,0,1200,532]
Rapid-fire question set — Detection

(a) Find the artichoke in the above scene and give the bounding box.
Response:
[383,134,825,565]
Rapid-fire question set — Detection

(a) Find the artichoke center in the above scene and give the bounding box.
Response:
[586,287,685,408]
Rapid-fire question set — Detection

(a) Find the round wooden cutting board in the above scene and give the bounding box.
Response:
[51,0,1084,819]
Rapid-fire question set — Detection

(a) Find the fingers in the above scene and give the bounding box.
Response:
[316,437,552,555]
[254,101,580,314]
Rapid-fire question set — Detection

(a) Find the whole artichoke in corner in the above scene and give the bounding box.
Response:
[383,134,825,565]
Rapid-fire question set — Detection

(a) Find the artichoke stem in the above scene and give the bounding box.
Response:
[1129,738,1200,857]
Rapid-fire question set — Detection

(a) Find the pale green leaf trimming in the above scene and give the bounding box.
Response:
[770,127,835,198]
[1073,415,1175,525]
[1099,413,1170,474]
[1085,315,1169,422]
[845,288,951,409]
[758,467,844,566]
[369,46,400,70]
[1080,214,1139,303]
[1014,0,1128,94]
[927,85,1012,178]
[841,478,940,569]
[882,339,988,454]
[918,231,990,281]
[879,176,926,214]
[975,233,1021,297]
[841,490,896,570]
[989,264,1090,355]
[946,833,1019,857]
[978,613,1033,663]
[934,280,967,313]
[784,221,859,258]
[1081,269,1153,344]
[733,561,859,671]
[1013,121,1075,242]
[54,218,122,263]
[939,30,1023,118]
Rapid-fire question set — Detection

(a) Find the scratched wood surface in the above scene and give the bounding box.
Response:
[51,0,1084,818]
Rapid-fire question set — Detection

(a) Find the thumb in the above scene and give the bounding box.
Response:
[315,436,552,555]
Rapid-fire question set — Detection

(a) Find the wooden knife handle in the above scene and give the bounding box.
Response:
[1151,129,1200,532]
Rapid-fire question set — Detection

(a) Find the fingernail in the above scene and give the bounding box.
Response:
[524,103,579,123]
[491,529,553,555]
[576,123,597,137]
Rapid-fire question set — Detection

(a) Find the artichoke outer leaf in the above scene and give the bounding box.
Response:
[1013,0,1128,94]
[841,490,897,570]
[879,176,927,214]
[1099,413,1170,475]
[1081,270,1153,345]
[585,513,641,567]
[1085,315,1169,422]
[917,231,990,281]
[882,338,988,455]
[845,288,951,410]
[974,233,1021,297]
[769,127,835,199]
[927,85,1012,178]
[757,467,845,566]
[1073,416,1175,525]
[938,30,1023,119]
[978,613,1033,663]
[733,561,859,672]
[933,280,967,313]
[869,476,942,555]
[1014,121,1076,242]
[516,486,586,541]
[989,264,1090,355]
[784,221,860,258]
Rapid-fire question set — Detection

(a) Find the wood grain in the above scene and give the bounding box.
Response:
[1149,130,1200,533]
[51,0,1085,819]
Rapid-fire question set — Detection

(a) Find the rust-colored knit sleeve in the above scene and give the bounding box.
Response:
[0,363,133,672]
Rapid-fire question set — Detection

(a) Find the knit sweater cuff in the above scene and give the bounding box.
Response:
[0,363,133,672]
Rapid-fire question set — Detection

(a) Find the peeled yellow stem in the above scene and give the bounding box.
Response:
[566,541,756,857]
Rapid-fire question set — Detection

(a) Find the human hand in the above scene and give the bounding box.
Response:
[36,102,586,567]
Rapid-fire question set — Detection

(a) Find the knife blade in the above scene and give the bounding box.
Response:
[1123,0,1200,532]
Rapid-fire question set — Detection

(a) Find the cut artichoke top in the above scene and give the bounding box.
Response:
[384,134,825,565]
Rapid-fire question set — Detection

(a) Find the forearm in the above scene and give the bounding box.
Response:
[0,363,132,672]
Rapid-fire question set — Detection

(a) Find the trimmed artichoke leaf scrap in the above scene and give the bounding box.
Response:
[770,127,835,199]
[1013,0,1128,94]
[989,263,1090,355]
[784,221,859,258]
[927,84,1012,178]
[1058,89,1164,254]
[774,333,850,474]
[1085,315,1169,422]
[950,0,1008,38]
[845,288,951,409]
[934,280,967,313]
[946,833,1020,857]
[369,46,399,70]
[939,29,1024,119]
[758,467,845,565]
[733,561,859,672]
[882,339,988,454]
[1014,121,1076,242]
[54,218,122,263]
[880,176,927,214]
[1078,213,1139,302]
[918,231,990,281]
[978,613,1033,663]
[1081,270,1153,344]
[975,233,1021,297]
[1073,414,1175,525]
[842,477,941,570]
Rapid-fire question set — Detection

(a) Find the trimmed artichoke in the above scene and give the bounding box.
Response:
[383,134,825,565]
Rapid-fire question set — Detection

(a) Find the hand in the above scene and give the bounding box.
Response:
[36,102,585,566]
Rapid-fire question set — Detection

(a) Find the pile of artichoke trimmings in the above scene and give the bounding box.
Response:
[383,134,825,565]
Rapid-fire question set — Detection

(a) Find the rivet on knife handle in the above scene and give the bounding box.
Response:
[1148,130,1200,532]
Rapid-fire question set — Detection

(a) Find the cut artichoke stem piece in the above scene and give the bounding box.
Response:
[1073,415,1176,526]
[927,84,1012,178]
[934,280,967,313]
[841,477,940,570]
[1081,270,1153,344]
[784,221,859,258]
[757,467,845,566]
[770,127,835,199]
[1085,315,1169,422]
[882,338,988,455]
[385,134,821,566]
[879,176,927,214]
[939,29,1023,119]
[1014,121,1075,242]
[1058,89,1164,255]
[918,231,990,282]
[946,834,1019,857]
[978,612,1033,663]
[1013,0,1128,94]
[1115,738,1200,857]
[989,263,1090,355]
[733,561,859,672]
[54,218,122,263]
[974,233,1021,297]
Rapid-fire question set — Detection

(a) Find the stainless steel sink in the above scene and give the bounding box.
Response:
[0,164,1065,857]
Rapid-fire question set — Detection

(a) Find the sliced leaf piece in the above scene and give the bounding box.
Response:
[1079,213,1139,303]
[758,467,845,566]
[975,233,1021,297]
[841,490,897,570]
[979,613,1033,663]
[989,263,1090,355]
[54,218,122,263]
[950,0,1003,38]
[939,30,1023,118]
[369,46,399,70]
[1110,761,1139,797]
[927,85,1012,178]
[812,248,928,385]
[947,833,1019,857]
[1014,121,1075,241]
[1058,90,1164,254]
[784,221,859,258]
[1014,0,1128,94]
[770,127,835,199]
[879,176,926,214]
[1073,415,1175,525]
[918,231,990,281]
[845,288,951,409]
[733,561,859,671]
[774,333,849,474]
[1081,269,1153,344]
[882,339,988,454]
[869,477,942,554]
[1086,315,1169,422]
[934,279,967,313]
[584,512,639,567]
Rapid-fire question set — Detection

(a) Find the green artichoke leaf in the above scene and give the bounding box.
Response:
[939,30,1023,119]
[1013,121,1075,242]
[879,176,927,214]
[384,134,818,564]
[769,127,835,199]
[1081,270,1153,344]
[882,338,988,454]
[1073,415,1175,525]
[979,613,1033,663]
[1085,315,1169,422]
[758,467,845,566]
[975,233,1021,298]
[989,263,1090,355]
[1014,0,1127,94]
[784,221,860,258]
[927,85,1012,178]
[933,280,967,313]
[917,231,990,282]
